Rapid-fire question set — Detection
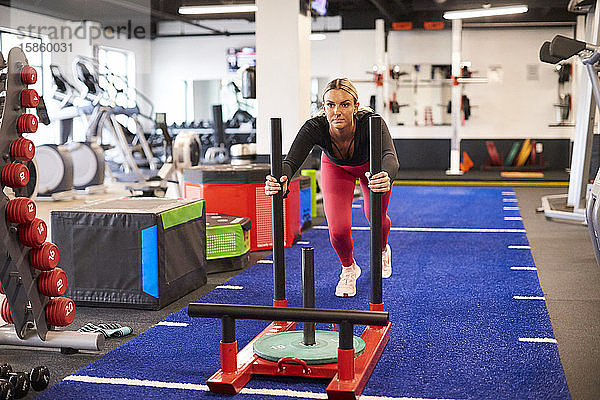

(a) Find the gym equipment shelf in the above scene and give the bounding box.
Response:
[0,48,50,340]
[0,47,103,353]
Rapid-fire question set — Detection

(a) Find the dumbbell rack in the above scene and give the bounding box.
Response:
[0,47,103,352]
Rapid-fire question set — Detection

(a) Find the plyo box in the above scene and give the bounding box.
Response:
[51,198,207,310]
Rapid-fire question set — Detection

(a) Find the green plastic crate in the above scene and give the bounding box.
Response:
[206,213,251,260]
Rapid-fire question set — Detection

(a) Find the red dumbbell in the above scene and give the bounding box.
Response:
[10,138,35,161]
[0,298,12,324]
[6,197,36,224]
[1,162,29,188]
[45,297,75,327]
[21,65,37,84]
[21,88,39,108]
[18,218,47,248]
[17,114,38,133]
[30,242,59,271]
[38,268,67,297]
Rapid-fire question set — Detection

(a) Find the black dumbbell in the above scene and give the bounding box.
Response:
[0,366,27,399]
[0,366,10,379]
[5,374,27,399]
[0,379,13,400]
[29,366,50,391]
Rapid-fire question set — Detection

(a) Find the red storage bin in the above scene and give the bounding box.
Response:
[183,164,300,251]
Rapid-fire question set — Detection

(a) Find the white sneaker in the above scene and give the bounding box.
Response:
[335,261,361,297]
[382,244,392,278]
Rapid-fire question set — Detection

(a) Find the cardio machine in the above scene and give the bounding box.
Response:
[39,64,105,197]
[540,34,600,267]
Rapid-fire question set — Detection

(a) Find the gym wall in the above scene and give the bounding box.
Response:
[149,32,255,124]
[459,27,574,140]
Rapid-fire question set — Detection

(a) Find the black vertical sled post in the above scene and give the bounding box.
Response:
[369,115,383,306]
[302,246,316,345]
[270,118,285,303]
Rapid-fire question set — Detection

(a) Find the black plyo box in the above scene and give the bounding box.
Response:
[51,198,207,310]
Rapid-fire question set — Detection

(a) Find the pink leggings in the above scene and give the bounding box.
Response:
[321,153,392,267]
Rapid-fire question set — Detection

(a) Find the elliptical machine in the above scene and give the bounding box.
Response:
[41,64,105,197]
[28,61,109,199]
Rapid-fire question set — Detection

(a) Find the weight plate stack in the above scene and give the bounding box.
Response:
[0,47,75,340]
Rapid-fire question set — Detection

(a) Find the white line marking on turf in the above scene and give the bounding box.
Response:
[358,396,455,400]
[64,376,209,391]
[511,266,537,271]
[513,296,546,300]
[313,226,525,233]
[504,217,523,221]
[156,322,188,327]
[242,388,327,399]
[215,285,244,290]
[258,260,273,263]
[502,191,516,195]
[503,198,518,202]
[508,245,530,249]
[518,337,557,344]
[503,206,520,211]
[297,241,310,245]
[63,375,454,400]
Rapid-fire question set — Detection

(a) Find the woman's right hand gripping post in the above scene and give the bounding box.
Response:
[265,175,288,196]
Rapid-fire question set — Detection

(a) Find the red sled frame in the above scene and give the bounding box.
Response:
[187,116,391,399]
[204,304,391,399]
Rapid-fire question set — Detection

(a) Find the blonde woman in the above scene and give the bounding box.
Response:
[265,78,398,297]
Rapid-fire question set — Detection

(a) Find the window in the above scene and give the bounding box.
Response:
[0,29,45,96]
[96,46,136,109]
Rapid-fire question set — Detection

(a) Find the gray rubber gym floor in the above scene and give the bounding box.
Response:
[1,183,599,399]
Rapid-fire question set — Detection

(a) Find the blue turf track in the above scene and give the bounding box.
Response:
[37,186,570,400]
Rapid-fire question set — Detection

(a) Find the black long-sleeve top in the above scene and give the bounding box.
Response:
[282,110,399,179]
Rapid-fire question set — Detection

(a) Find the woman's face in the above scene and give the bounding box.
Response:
[323,89,359,131]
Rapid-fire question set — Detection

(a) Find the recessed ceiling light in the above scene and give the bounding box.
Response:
[179,4,258,15]
[443,5,528,20]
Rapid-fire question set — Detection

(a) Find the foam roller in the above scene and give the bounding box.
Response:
[6,197,36,224]
[21,88,39,108]
[46,297,75,327]
[10,138,35,161]
[0,298,12,324]
[30,242,59,271]
[21,65,37,84]
[1,162,29,188]
[18,218,47,248]
[38,268,67,297]
[17,114,38,133]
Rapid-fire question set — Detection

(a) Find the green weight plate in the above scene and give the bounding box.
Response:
[253,330,366,365]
